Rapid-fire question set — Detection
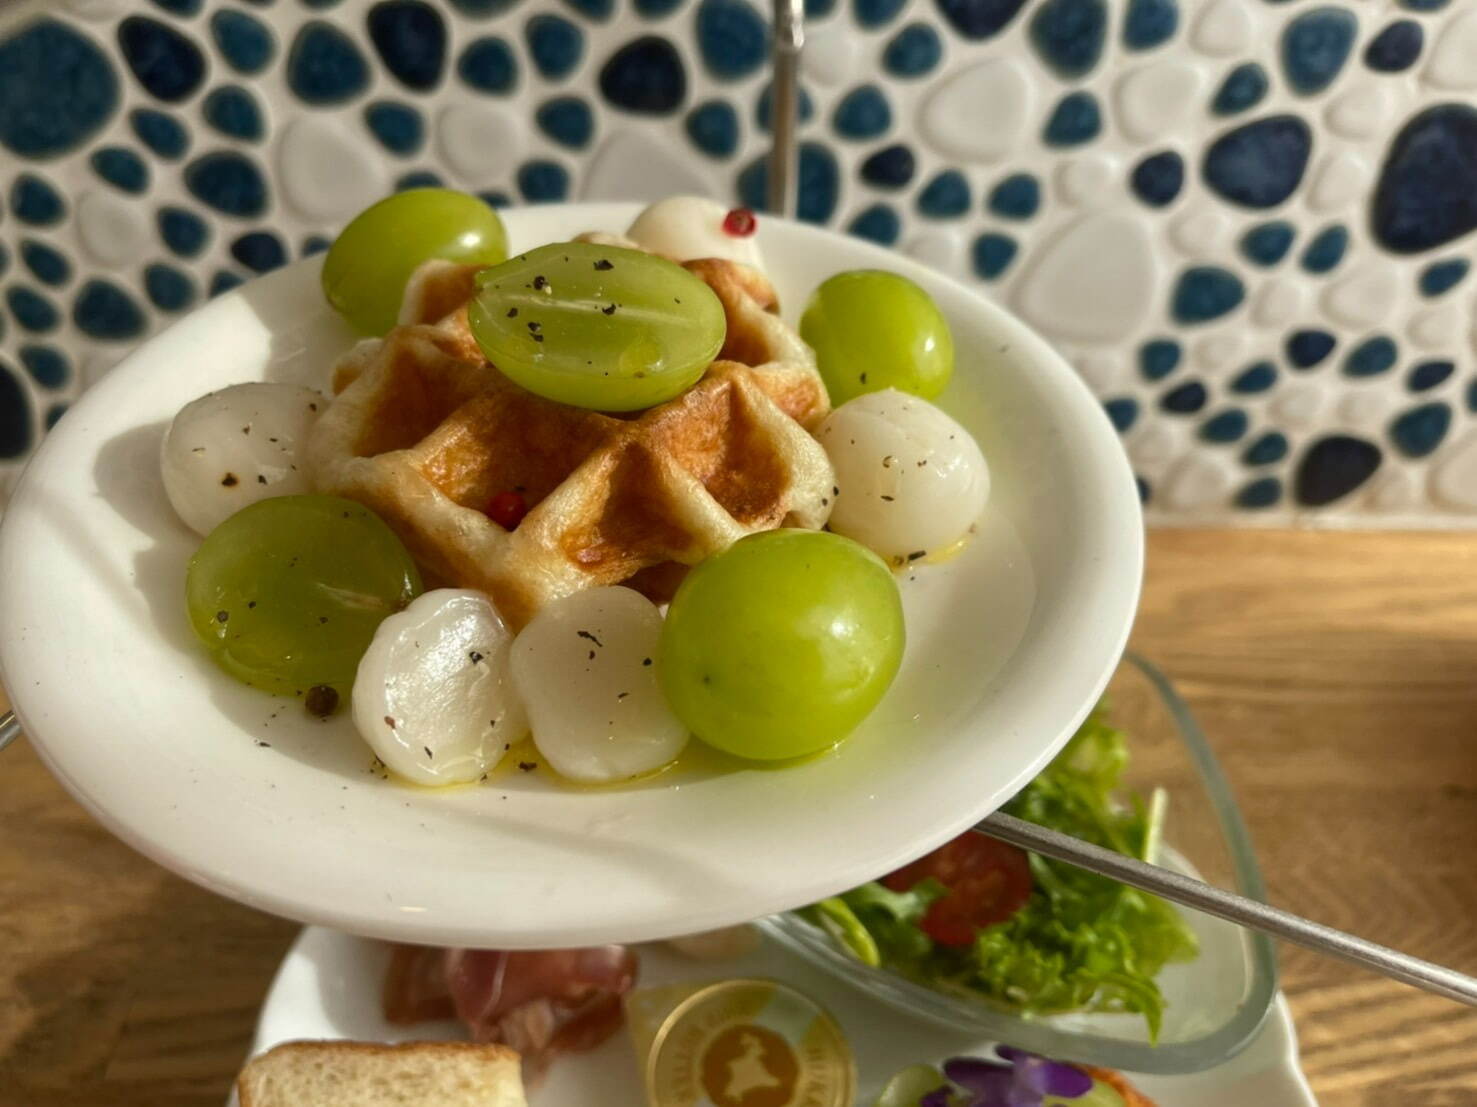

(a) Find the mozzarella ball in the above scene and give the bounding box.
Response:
[510,587,688,783]
[353,589,526,786]
[817,389,990,563]
[161,382,324,535]
[626,196,764,269]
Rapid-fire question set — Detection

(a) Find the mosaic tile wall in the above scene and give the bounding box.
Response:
[0,0,1474,523]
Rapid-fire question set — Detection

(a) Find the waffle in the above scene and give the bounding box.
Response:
[308,249,834,627]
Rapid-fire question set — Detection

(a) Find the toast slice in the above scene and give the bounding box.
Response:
[237,1040,527,1107]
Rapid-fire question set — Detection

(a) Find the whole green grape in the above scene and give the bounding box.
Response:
[186,496,421,696]
[659,529,904,761]
[322,189,508,335]
[467,242,726,411]
[800,270,954,404]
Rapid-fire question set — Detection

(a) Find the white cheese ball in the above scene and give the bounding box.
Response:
[510,586,688,783]
[160,382,324,535]
[818,389,990,563]
[626,196,764,269]
[353,589,527,786]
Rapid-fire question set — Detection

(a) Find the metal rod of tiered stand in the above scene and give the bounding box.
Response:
[767,0,805,218]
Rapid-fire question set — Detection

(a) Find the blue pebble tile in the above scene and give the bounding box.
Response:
[1104,397,1138,432]
[1242,430,1289,465]
[157,206,210,257]
[1373,106,1477,254]
[73,279,146,340]
[44,403,68,432]
[537,96,594,147]
[209,270,244,297]
[848,203,901,246]
[117,15,205,104]
[152,0,203,15]
[884,23,942,77]
[1296,435,1382,506]
[1199,407,1248,442]
[365,100,425,155]
[1344,335,1397,377]
[971,232,1018,279]
[917,170,971,218]
[368,1,447,91]
[1123,0,1176,50]
[450,0,521,13]
[0,20,120,157]
[1419,258,1469,297]
[230,231,288,273]
[807,0,837,14]
[1160,379,1207,413]
[1240,221,1295,266]
[288,21,370,105]
[696,0,767,80]
[1281,6,1356,95]
[1236,476,1282,508]
[634,0,685,12]
[1171,266,1244,324]
[301,235,333,256]
[1231,360,1278,393]
[988,173,1041,218]
[756,81,815,132]
[737,142,839,223]
[1407,360,1454,392]
[1300,224,1348,273]
[686,100,740,157]
[1043,91,1101,146]
[1211,62,1269,116]
[301,0,340,7]
[130,107,189,159]
[90,147,150,194]
[10,175,65,226]
[0,363,33,459]
[566,0,615,18]
[1136,476,1152,504]
[860,144,915,189]
[185,151,269,218]
[517,160,571,202]
[1130,151,1183,208]
[855,0,906,29]
[1286,329,1336,369]
[0,244,6,281]
[599,37,686,113]
[477,190,513,208]
[19,345,70,390]
[458,37,518,93]
[396,169,444,190]
[202,85,264,142]
[832,85,891,140]
[1030,0,1108,79]
[936,0,1027,40]
[1399,0,1447,9]
[143,262,197,311]
[1364,19,1423,72]
[1389,402,1451,458]
[1139,338,1181,381]
[1468,378,1477,414]
[1203,114,1312,209]
[20,241,71,287]
[211,9,275,75]
[6,286,60,333]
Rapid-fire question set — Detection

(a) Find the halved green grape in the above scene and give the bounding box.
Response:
[658,529,904,761]
[186,495,421,696]
[800,269,954,405]
[467,242,726,411]
[322,189,508,335]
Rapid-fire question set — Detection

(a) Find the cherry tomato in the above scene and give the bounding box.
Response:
[883,833,1033,948]
[487,490,528,530]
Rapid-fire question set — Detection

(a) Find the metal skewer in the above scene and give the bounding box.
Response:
[767,0,805,219]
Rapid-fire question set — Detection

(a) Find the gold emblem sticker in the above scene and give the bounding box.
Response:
[642,978,855,1107]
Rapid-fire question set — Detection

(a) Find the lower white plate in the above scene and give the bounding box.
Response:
[242,926,1319,1106]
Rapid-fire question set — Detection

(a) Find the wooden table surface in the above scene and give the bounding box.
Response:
[2,528,1475,1105]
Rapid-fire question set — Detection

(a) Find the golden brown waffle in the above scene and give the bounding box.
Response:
[309,250,834,627]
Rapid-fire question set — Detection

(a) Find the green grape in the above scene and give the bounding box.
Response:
[467,242,726,411]
[322,189,508,335]
[659,529,904,761]
[800,270,954,405]
[872,1065,949,1107]
[186,495,421,696]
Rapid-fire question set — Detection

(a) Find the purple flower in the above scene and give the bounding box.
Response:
[941,1048,1094,1107]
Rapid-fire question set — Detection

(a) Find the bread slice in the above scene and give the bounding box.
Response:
[237,1040,527,1107]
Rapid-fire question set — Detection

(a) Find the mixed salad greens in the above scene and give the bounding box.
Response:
[803,707,1199,1040]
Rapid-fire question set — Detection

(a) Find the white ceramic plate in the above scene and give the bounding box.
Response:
[0,203,1142,947]
[240,926,1318,1107]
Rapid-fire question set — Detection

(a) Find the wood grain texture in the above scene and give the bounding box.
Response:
[2,528,1476,1105]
